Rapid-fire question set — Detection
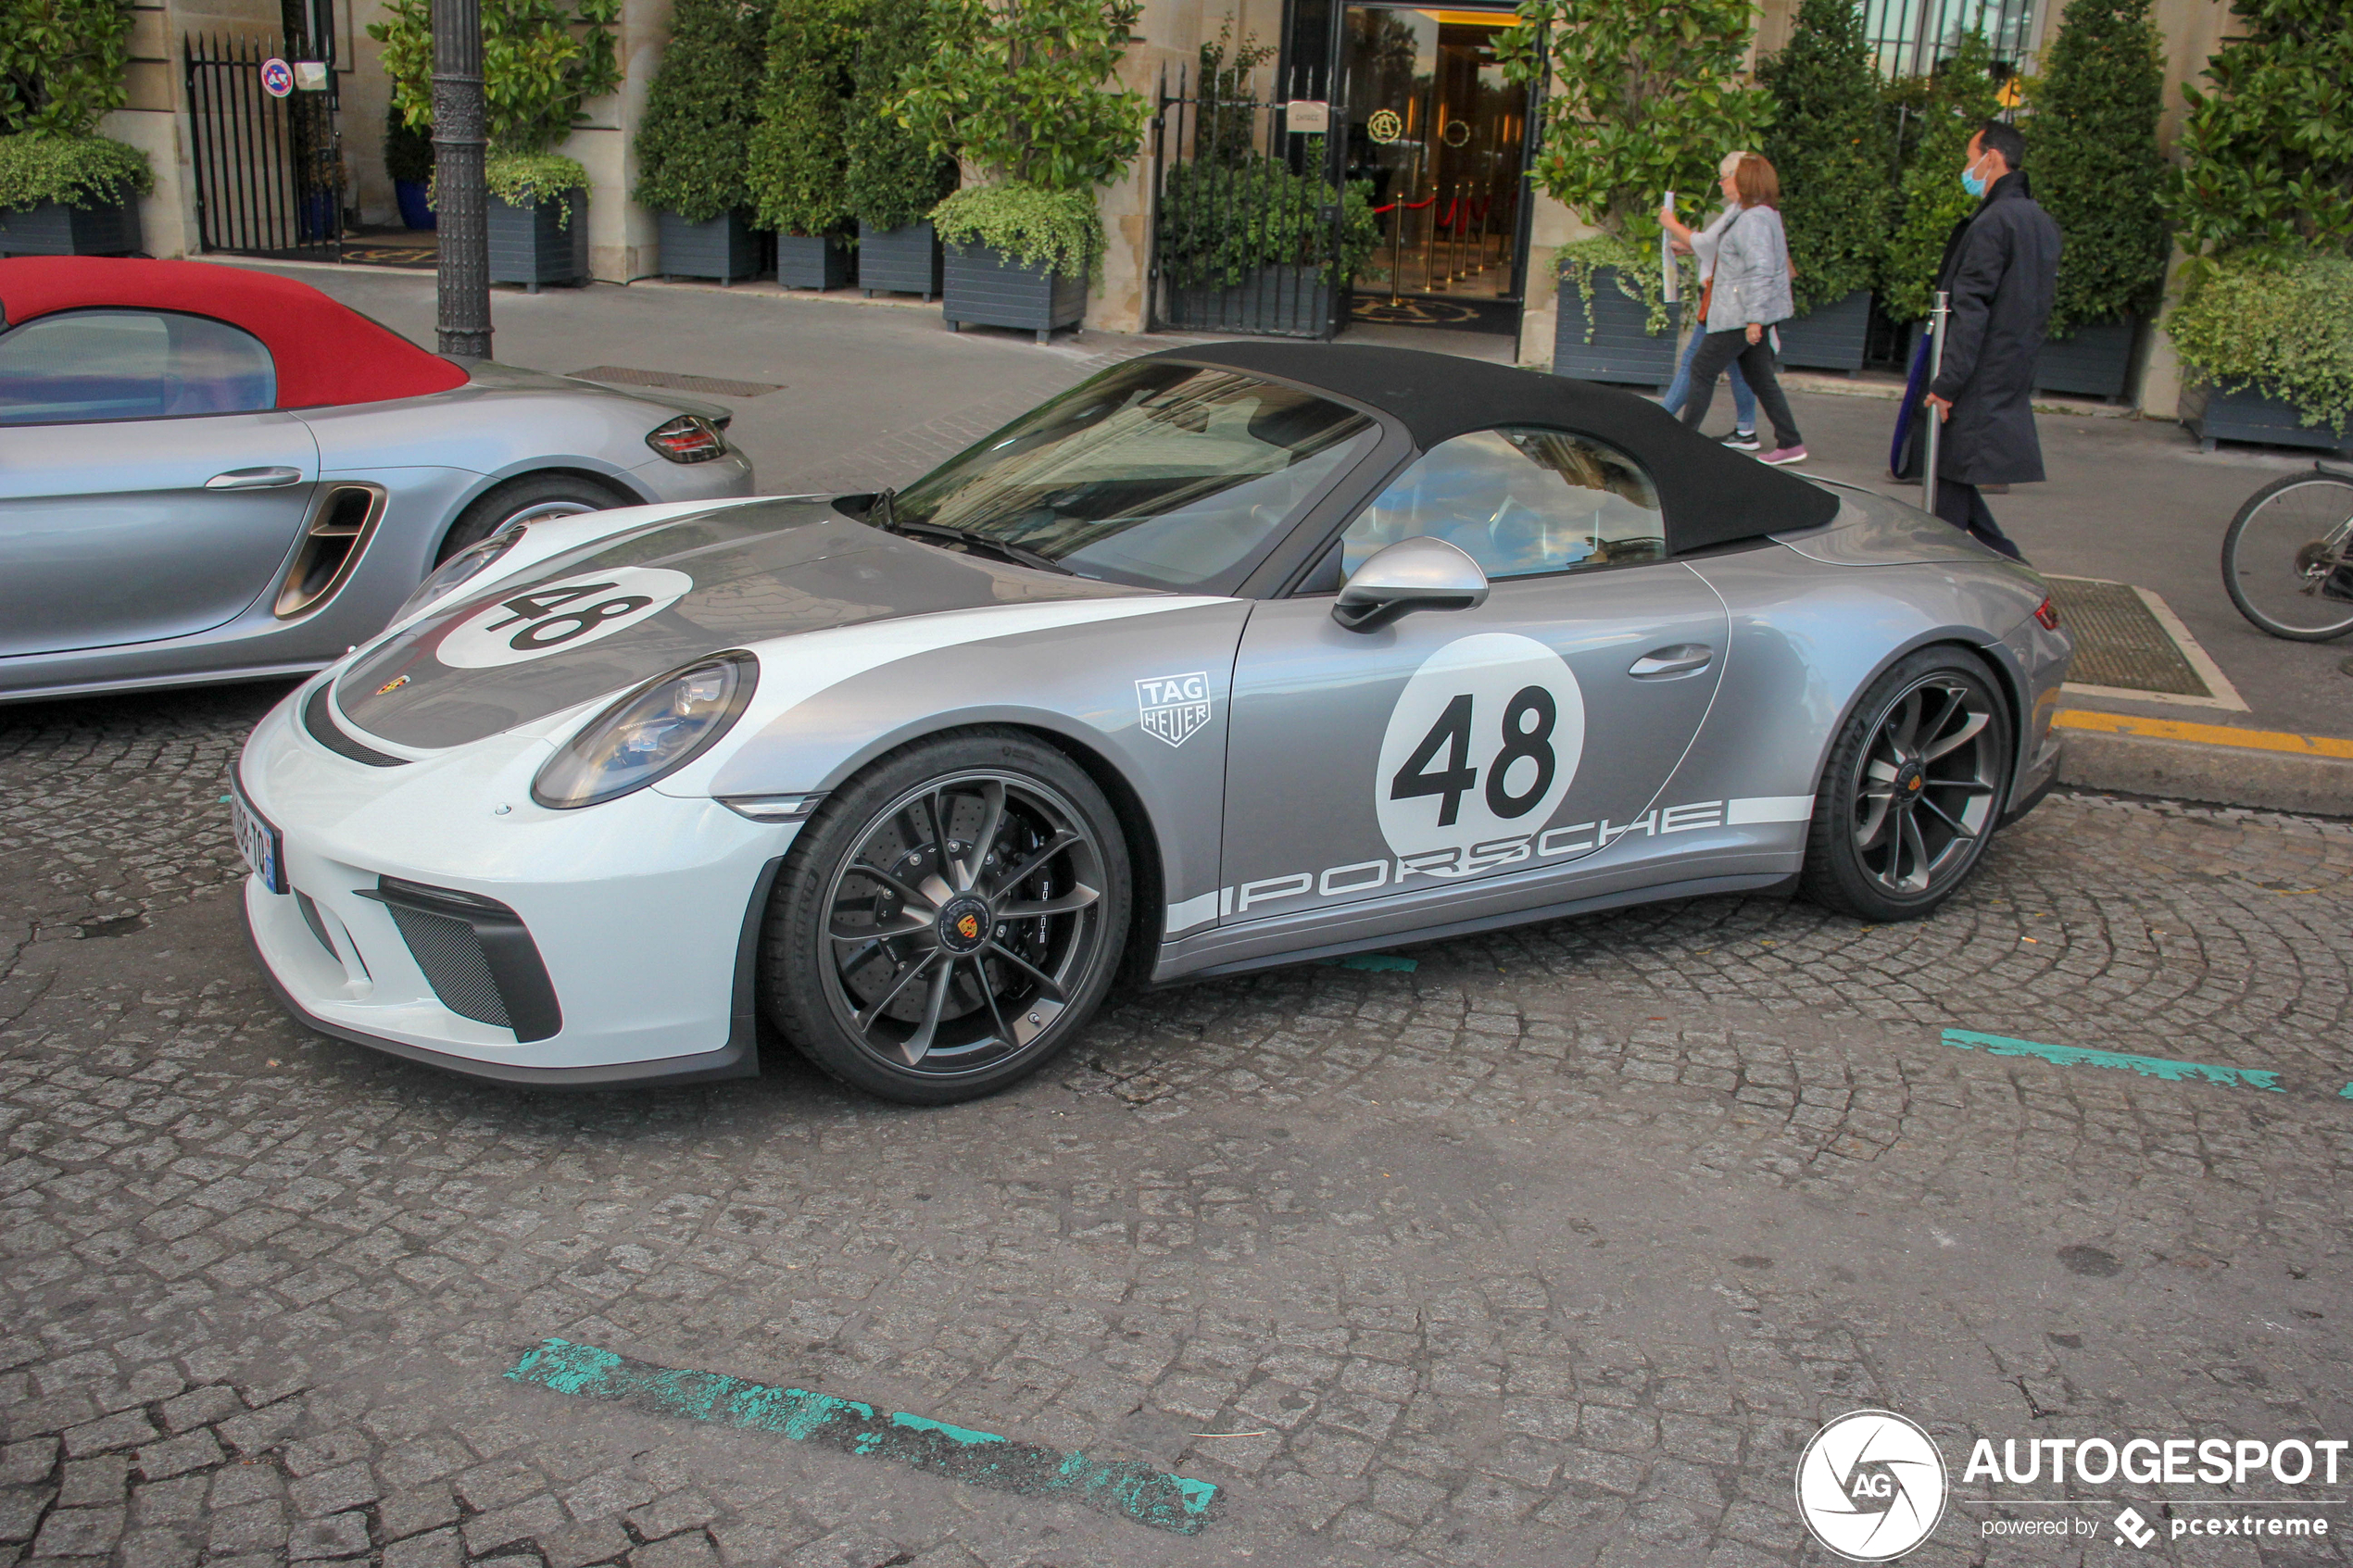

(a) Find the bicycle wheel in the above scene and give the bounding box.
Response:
[2221,469,2353,641]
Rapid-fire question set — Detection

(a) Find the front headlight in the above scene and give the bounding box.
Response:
[531,653,758,809]
[395,524,526,622]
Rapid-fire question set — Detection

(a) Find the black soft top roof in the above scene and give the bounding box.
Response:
[1147,340,1838,555]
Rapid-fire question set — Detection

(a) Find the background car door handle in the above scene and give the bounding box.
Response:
[205,467,305,490]
[1629,644,1715,679]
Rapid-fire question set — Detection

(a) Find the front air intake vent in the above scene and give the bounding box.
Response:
[275,483,388,619]
[355,877,563,1041]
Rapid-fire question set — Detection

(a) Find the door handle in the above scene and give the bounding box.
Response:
[1629,644,1714,679]
[206,466,305,490]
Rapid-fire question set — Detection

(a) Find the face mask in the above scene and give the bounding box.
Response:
[1960,157,1988,198]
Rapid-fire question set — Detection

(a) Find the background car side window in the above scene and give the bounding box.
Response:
[0,308,276,426]
[1338,426,1666,581]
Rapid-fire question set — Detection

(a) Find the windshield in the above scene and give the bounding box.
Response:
[888,361,1378,592]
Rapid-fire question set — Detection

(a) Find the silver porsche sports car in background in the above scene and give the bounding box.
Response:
[0,257,754,703]
[234,343,2071,1102]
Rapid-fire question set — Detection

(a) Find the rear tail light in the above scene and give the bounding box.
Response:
[2033,596,2060,631]
[646,415,727,463]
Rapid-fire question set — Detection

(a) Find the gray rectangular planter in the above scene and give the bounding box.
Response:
[776,233,849,291]
[859,220,942,300]
[2181,380,2353,457]
[658,209,759,282]
[1773,288,1870,373]
[2032,316,2137,401]
[488,193,587,290]
[943,243,1087,343]
[1553,267,1680,390]
[1169,265,1334,336]
[0,196,142,257]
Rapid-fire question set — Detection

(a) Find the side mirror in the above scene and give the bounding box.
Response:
[1332,536,1491,632]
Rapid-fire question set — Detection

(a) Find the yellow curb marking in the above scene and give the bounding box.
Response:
[2055,709,2353,760]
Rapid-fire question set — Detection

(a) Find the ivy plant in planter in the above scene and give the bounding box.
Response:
[1497,0,1766,384]
[371,0,620,285]
[2170,250,2353,455]
[1757,0,1887,372]
[635,0,772,282]
[1553,235,1697,393]
[0,0,150,256]
[1159,154,1377,334]
[385,107,434,230]
[893,0,1149,339]
[845,0,956,300]
[748,0,862,289]
[2026,0,2169,398]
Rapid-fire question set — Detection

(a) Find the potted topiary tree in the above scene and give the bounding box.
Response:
[386,107,434,230]
[2163,0,2351,449]
[892,0,1148,341]
[845,0,956,299]
[1160,156,1378,334]
[747,0,862,289]
[1879,32,1999,339]
[1758,0,1888,372]
[370,0,620,289]
[1498,0,1768,389]
[2027,0,2169,399]
[0,0,151,256]
[635,0,771,282]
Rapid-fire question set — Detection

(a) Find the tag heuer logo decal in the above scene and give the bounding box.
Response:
[1136,671,1213,748]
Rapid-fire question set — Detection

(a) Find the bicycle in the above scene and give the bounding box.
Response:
[2221,461,2353,641]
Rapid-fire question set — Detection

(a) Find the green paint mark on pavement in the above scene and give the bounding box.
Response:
[1942,1030,2284,1091]
[2340,1082,2353,1100]
[505,1338,1218,1535]
[1318,952,1417,972]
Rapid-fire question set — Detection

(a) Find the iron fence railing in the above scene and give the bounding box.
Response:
[184,31,345,262]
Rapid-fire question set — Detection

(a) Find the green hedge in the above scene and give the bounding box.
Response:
[1159,154,1376,288]
[2170,249,2353,435]
[1758,0,1889,313]
[843,0,953,232]
[746,0,862,235]
[1880,31,2000,322]
[634,0,772,222]
[0,0,132,136]
[2168,0,2353,256]
[0,131,151,212]
[2031,0,2170,331]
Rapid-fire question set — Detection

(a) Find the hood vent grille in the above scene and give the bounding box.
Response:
[275,483,387,619]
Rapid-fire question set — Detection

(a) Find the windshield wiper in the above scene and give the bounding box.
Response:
[888,516,1073,575]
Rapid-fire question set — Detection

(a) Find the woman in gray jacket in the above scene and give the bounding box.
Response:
[1676,155,1806,465]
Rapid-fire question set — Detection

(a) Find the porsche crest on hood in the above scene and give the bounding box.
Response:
[337,500,1150,749]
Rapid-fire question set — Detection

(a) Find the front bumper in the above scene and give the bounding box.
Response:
[238,679,795,1084]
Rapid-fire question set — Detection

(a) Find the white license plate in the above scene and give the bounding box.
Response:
[229,775,287,895]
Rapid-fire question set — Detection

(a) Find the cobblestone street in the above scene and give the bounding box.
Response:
[4,684,2350,1568]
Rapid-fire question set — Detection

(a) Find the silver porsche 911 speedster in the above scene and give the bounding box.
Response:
[234,343,2070,1102]
[0,257,754,702]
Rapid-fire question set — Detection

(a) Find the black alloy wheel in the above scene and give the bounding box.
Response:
[1802,646,2011,922]
[762,730,1131,1105]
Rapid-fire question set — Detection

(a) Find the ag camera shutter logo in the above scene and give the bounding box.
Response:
[1796,1410,1949,1561]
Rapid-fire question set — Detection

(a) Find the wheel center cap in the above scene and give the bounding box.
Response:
[1896,761,1926,797]
[937,896,990,955]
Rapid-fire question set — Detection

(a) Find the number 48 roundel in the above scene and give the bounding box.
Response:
[1374,633,1585,864]
[436,566,694,669]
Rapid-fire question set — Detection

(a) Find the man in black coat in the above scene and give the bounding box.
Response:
[1920,120,2062,562]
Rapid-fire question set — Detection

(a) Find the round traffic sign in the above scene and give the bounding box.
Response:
[260,57,294,97]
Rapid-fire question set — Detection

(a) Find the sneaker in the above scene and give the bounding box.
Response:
[1758,445,1808,465]
[1719,430,1760,451]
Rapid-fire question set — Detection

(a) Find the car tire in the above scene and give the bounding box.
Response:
[434,472,635,565]
[761,728,1133,1106]
[1799,646,2012,922]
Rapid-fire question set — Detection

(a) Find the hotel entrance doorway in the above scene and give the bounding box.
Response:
[1337,5,1533,337]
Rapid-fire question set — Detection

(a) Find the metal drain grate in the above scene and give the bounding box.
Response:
[570,366,781,397]
[2045,577,2211,698]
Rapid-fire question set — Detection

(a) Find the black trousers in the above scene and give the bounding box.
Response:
[1931,478,2025,561]
[1678,330,1802,450]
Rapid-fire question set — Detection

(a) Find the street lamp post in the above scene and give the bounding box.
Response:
[431,0,492,358]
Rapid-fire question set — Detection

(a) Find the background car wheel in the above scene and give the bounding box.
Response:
[434,472,634,564]
[761,729,1133,1106]
[1800,646,2012,922]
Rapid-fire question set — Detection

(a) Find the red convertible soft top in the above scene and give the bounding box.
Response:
[0,256,470,409]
